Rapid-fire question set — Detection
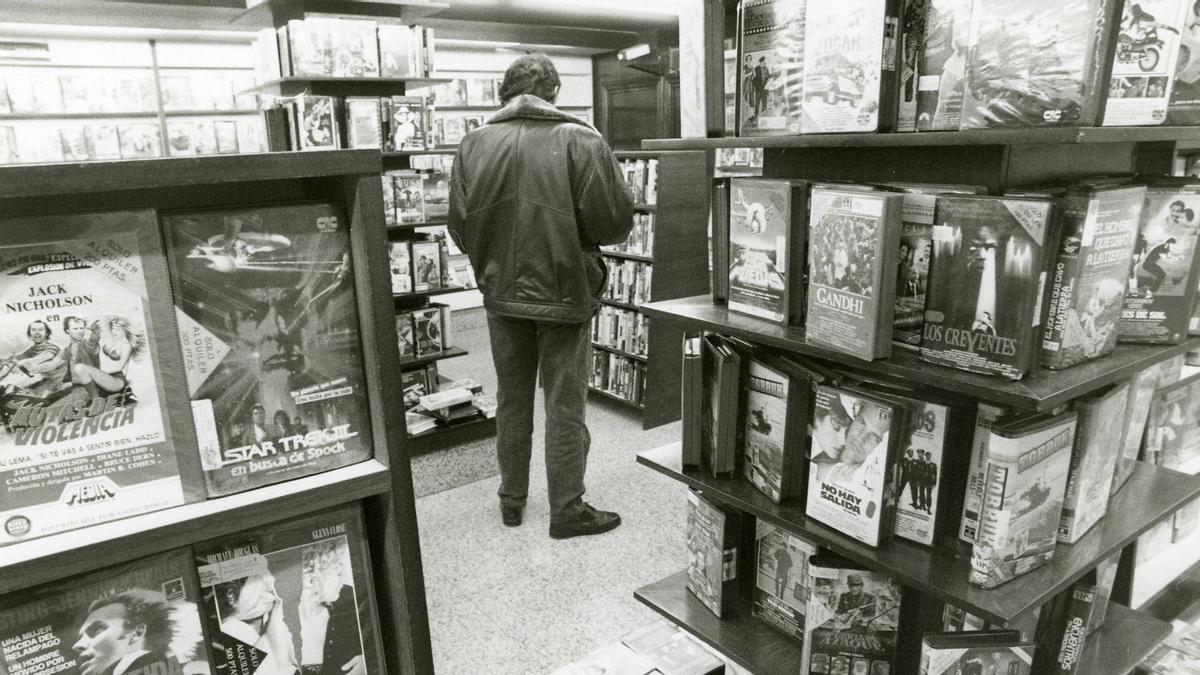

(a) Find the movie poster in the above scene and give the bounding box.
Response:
[1121,184,1200,343]
[920,640,1033,675]
[915,0,973,130]
[737,0,807,136]
[1042,186,1144,369]
[728,179,799,323]
[897,0,929,131]
[162,204,372,497]
[388,242,411,295]
[1059,383,1129,543]
[1104,0,1190,126]
[893,399,949,546]
[806,385,898,547]
[742,359,790,502]
[294,95,337,152]
[685,490,733,617]
[0,550,210,675]
[0,211,197,545]
[195,505,382,675]
[1168,1,1200,123]
[752,521,817,641]
[806,189,890,359]
[800,0,887,133]
[921,197,1056,380]
[804,560,901,675]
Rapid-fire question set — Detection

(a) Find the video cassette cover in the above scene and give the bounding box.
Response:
[161,203,373,496]
[194,504,384,675]
[294,95,338,152]
[914,0,973,130]
[410,241,443,292]
[919,632,1033,675]
[728,178,808,325]
[0,549,211,675]
[1112,353,1182,494]
[0,210,204,546]
[681,335,703,469]
[800,0,895,133]
[388,241,411,295]
[411,304,446,357]
[921,196,1060,380]
[736,0,806,137]
[387,96,427,151]
[392,173,426,225]
[969,410,1077,588]
[1042,185,1146,369]
[882,183,986,348]
[741,353,810,503]
[344,97,382,149]
[805,188,902,360]
[1168,2,1200,123]
[960,0,1119,129]
[806,384,902,547]
[395,313,414,360]
[685,489,751,618]
[329,18,379,78]
[897,0,930,132]
[1058,383,1128,543]
[803,552,902,675]
[1033,576,1098,674]
[1104,0,1190,126]
[1144,372,1200,471]
[702,334,741,477]
[752,520,818,641]
[711,178,731,304]
[1120,181,1200,344]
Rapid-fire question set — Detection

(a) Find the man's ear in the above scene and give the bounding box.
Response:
[127,621,147,644]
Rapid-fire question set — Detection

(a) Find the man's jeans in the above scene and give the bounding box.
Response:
[487,312,591,522]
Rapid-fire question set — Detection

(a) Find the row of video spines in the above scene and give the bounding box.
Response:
[591,306,648,358]
[683,485,1116,674]
[686,330,1193,590]
[382,167,449,227]
[619,157,658,205]
[252,17,436,82]
[590,350,645,405]
[603,258,652,306]
[0,116,269,165]
[0,68,257,117]
[600,212,655,257]
[729,0,1200,136]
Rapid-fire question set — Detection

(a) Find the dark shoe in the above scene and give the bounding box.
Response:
[549,502,621,539]
[501,505,523,527]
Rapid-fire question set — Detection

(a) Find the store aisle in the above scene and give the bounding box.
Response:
[413,308,689,674]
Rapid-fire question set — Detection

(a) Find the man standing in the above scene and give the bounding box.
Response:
[899,449,916,508]
[449,54,634,538]
[921,450,937,514]
[835,574,877,629]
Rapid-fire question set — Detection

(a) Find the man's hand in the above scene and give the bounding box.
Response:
[341,655,365,675]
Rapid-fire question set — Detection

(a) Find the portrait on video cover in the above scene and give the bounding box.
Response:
[1128,195,1200,299]
[202,537,367,675]
[163,205,370,492]
[0,551,209,675]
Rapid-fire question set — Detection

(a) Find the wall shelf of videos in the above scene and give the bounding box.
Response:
[632,0,1200,671]
[589,150,710,426]
[0,150,433,675]
[0,35,267,164]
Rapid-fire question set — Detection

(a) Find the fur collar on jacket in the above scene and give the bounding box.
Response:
[488,94,591,128]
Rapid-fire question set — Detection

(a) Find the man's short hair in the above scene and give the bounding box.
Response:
[499,53,560,105]
[27,320,51,339]
[86,590,174,655]
[63,316,86,331]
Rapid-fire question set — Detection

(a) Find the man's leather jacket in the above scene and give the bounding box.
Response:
[448,94,634,323]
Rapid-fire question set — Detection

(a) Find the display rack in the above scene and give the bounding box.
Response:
[231,0,449,28]
[589,149,710,427]
[633,11,1200,664]
[0,150,433,675]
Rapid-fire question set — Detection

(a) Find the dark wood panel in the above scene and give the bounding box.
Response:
[0,150,380,199]
[643,126,1200,150]
[1086,602,1172,675]
[641,296,1200,412]
[638,442,1200,625]
[1003,143,1139,188]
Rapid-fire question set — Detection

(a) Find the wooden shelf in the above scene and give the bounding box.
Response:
[0,150,381,199]
[633,203,657,211]
[641,296,1200,413]
[232,0,448,28]
[635,570,801,675]
[642,126,1200,151]
[636,570,1168,675]
[592,342,648,362]
[601,249,654,263]
[164,109,261,117]
[387,219,448,230]
[637,442,1200,625]
[383,148,457,157]
[0,111,158,120]
[393,285,466,302]
[0,460,391,595]
[243,76,451,97]
[600,297,642,312]
[1133,524,1200,609]
[588,385,644,409]
[398,345,467,370]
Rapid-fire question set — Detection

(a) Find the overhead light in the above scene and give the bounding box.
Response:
[617,43,652,61]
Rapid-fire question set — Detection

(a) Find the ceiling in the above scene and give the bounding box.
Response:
[0,0,678,49]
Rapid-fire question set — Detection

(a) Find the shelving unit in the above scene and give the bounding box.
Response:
[588,149,710,427]
[0,150,433,674]
[243,75,452,97]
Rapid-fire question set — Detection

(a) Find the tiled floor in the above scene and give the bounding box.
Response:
[413,309,688,674]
